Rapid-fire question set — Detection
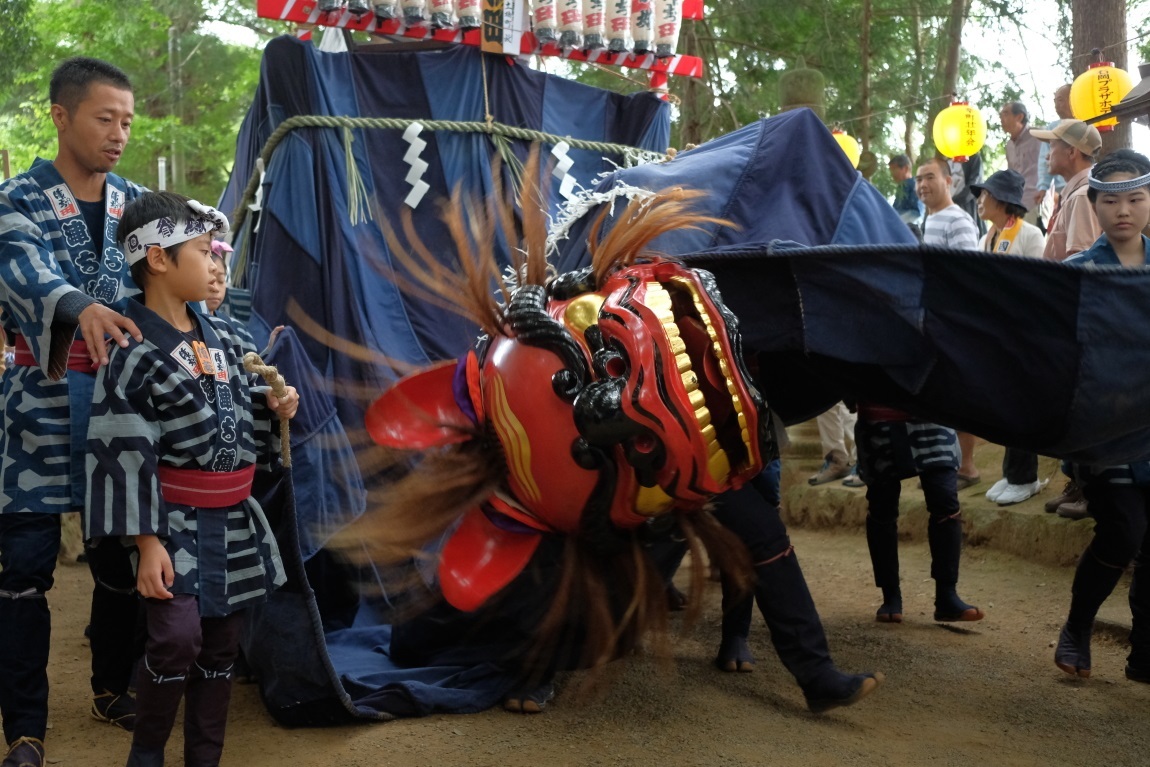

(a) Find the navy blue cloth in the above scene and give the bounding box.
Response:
[220,36,670,431]
[224,36,669,723]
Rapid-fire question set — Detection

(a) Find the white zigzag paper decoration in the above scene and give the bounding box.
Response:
[551,140,578,201]
[402,122,431,208]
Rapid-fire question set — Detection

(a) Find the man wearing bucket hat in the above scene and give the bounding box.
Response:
[970,169,1048,506]
[1033,119,1102,261]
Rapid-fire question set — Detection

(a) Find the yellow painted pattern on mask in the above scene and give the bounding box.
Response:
[488,373,542,505]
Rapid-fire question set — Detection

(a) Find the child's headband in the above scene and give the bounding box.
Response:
[1088,168,1150,194]
[123,200,230,266]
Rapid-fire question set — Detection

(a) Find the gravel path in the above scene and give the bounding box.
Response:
[38,525,1150,767]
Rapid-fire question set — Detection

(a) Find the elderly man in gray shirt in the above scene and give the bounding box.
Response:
[999,101,1041,225]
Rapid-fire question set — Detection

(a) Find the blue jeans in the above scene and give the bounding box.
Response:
[0,513,60,743]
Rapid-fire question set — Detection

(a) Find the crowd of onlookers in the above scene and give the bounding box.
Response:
[805,84,1150,694]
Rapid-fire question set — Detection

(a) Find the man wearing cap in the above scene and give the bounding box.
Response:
[1034,85,1075,228]
[1000,101,1041,226]
[1034,119,1103,261]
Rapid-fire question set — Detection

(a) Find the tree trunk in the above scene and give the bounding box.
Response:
[905,0,925,160]
[859,0,872,152]
[678,20,707,148]
[1072,0,1129,155]
[924,0,969,152]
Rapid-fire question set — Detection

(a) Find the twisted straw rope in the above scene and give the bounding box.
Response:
[229,114,668,234]
[243,352,292,469]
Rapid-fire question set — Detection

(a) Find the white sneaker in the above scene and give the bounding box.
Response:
[985,478,1010,502]
[996,479,1047,506]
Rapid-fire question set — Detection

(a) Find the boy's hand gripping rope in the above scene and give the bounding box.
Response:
[243,352,292,469]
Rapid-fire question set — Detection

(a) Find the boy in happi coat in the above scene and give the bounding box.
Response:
[85,192,299,767]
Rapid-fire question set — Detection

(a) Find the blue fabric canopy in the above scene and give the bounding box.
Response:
[220,35,670,430]
[553,109,1150,465]
[222,35,672,724]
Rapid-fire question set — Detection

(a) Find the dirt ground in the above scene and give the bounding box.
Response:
[38,524,1150,767]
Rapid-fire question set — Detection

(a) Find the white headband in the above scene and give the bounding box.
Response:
[1088,168,1150,194]
[122,200,230,265]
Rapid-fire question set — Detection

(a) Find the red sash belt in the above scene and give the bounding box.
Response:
[12,335,97,374]
[857,403,912,423]
[156,464,256,508]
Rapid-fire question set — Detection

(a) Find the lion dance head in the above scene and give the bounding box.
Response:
[352,159,770,671]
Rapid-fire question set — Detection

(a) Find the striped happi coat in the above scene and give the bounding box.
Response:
[856,420,961,483]
[0,159,144,514]
[86,301,286,617]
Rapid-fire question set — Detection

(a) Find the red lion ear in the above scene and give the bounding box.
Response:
[365,359,476,449]
[438,507,543,612]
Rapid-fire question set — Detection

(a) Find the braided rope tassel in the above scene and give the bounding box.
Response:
[243,352,292,469]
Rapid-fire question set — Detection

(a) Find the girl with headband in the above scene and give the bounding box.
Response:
[1055,150,1150,683]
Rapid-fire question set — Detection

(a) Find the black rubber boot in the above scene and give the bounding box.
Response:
[1056,547,1126,677]
[752,551,882,712]
[1128,556,1150,675]
[927,513,983,621]
[866,514,901,621]
[712,483,881,712]
[876,586,903,623]
[130,662,186,761]
[183,668,235,767]
[715,572,755,672]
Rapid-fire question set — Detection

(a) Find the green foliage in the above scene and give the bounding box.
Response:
[564,0,1032,192]
[0,0,287,201]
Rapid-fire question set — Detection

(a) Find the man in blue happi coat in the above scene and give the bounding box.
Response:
[0,57,148,767]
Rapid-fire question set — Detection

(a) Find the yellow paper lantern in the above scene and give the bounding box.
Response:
[1070,59,1134,132]
[932,101,986,163]
[831,129,861,168]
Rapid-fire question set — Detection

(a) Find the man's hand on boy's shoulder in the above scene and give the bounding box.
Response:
[79,303,142,367]
[267,385,299,420]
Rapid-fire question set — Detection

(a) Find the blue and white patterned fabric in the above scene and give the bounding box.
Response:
[0,158,144,514]
[85,300,285,617]
[855,420,960,483]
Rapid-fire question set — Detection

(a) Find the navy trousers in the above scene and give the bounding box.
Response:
[0,513,60,744]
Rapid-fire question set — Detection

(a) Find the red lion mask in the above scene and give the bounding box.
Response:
[366,245,767,610]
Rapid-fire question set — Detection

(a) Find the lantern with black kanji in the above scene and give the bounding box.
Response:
[1071,50,1134,132]
[932,101,986,163]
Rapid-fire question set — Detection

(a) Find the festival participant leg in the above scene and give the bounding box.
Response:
[128,596,202,767]
[1127,530,1150,683]
[0,514,58,767]
[864,474,904,623]
[183,612,243,767]
[991,448,1041,506]
[71,369,144,730]
[714,459,781,673]
[1056,482,1141,678]
[86,538,144,730]
[920,467,983,622]
[711,482,882,713]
